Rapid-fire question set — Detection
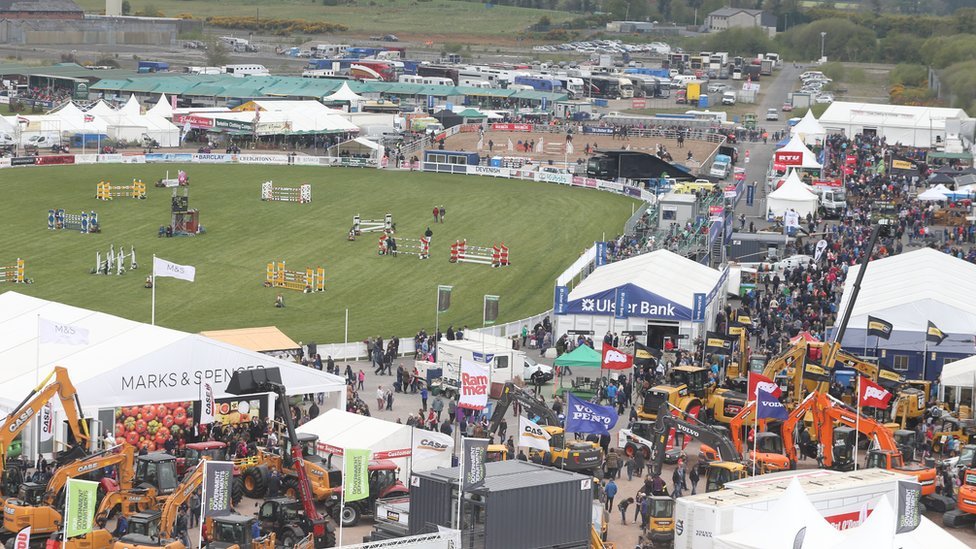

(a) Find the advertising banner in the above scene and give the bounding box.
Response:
[202,461,234,517]
[74,154,98,164]
[344,448,371,502]
[64,479,99,538]
[518,416,551,452]
[565,393,618,434]
[491,123,532,132]
[120,155,146,164]
[554,285,569,315]
[582,126,615,135]
[458,359,489,410]
[467,165,510,177]
[97,154,122,163]
[237,154,289,164]
[192,153,233,163]
[11,156,37,166]
[461,438,489,490]
[36,155,75,166]
[144,153,193,163]
[774,151,802,166]
[534,171,572,185]
[563,283,691,320]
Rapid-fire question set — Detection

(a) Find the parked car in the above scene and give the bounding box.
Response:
[707,83,729,93]
[765,108,780,121]
[815,93,835,104]
[781,103,794,112]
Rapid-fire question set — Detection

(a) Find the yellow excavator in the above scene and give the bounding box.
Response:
[3,444,155,542]
[114,458,211,549]
[1,367,92,497]
[637,366,747,426]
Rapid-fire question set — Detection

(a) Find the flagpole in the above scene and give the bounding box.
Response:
[456,436,465,531]
[338,455,346,548]
[434,286,440,350]
[63,479,70,548]
[752,399,758,476]
[198,461,206,549]
[151,254,157,325]
[923,339,928,381]
[854,376,860,471]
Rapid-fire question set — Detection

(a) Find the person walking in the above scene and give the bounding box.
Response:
[376,386,385,410]
[605,448,620,479]
[175,507,190,549]
[420,387,429,411]
[634,449,645,477]
[431,395,444,421]
[438,205,446,222]
[672,459,687,499]
[448,399,457,422]
[689,463,700,495]
[625,456,635,481]
[604,478,617,511]
[432,206,439,223]
[357,370,365,390]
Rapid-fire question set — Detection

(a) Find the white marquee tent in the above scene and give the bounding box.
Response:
[0,292,346,456]
[554,250,726,347]
[767,169,819,218]
[775,134,822,170]
[836,248,976,335]
[790,109,827,146]
[819,101,974,149]
[147,93,174,119]
[296,408,452,480]
[323,82,367,109]
[917,184,952,201]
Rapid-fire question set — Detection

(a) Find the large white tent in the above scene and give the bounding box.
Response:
[147,93,174,119]
[767,169,819,218]
[554,250,726,347]
[819,101,974,149]
[774,134,822,170]
[917,184,952,201]
[0,292,346,456]
[836,248,976,335]
[296,408,452,480]
[323,82,367,110]
[789,109,827,146]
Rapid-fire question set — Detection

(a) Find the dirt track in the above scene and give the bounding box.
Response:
[445,131,719,167]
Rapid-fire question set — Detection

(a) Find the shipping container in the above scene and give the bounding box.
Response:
[408,461,593,549]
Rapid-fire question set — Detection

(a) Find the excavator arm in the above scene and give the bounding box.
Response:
[157,459,207,539]
[815,394,899,468]
[649,403,739,477]
[780,392,827,464]
[43,444,136,505]
[728,402,770,456]
[1,367,90,485]
[488,382,559,436]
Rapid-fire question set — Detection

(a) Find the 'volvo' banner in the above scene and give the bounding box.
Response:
[563,283,691,320]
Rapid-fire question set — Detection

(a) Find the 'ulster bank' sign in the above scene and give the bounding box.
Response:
[561,283,692,320]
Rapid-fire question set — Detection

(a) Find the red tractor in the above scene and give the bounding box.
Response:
[329,460,408,527]
[176,440,244,504]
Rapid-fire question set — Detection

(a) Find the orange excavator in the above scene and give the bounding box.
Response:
[3,444,148,541]
[1,367,92,497]
[728,401,791,473]
[780,391,826,468]
[943,469,976,528]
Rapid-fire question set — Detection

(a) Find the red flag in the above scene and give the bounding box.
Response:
[748,372,782,400]
[601,344,633,370]
[84,114,94,123]
[858,377,893,408]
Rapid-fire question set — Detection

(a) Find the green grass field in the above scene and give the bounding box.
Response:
[1,165,636,343]
[75,0,573,40]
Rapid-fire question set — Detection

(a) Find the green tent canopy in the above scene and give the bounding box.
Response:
[554,345,602,368]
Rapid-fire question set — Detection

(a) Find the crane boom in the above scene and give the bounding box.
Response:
[488,382,559,436]
[648,403,739,476]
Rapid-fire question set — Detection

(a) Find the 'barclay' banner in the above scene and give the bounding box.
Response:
[565,393,618,435]
[563,283,692,320]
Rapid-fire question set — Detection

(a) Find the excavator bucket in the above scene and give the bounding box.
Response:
[226,368,283,396]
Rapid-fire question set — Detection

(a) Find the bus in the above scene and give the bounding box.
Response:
[583,75,632,99]
[308,59,399,81]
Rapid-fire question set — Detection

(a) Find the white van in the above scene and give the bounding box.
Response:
[721,90,737,105]
[671,74,697,89]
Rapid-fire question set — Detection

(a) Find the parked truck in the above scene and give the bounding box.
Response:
[422,336,553,398]
[673,469,915,549]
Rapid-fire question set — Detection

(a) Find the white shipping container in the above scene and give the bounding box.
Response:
[674,469,912,549]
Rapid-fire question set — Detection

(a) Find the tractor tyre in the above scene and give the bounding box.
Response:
[340,503,361,527]
[231,476,245,505]
[280,524,305,547]
[243,465,270,498]
[281,476,300,500]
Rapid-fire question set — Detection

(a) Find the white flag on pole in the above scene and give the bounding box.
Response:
[153,257,196,282]
[507,138,513,152]
[518,415,551,452]
[200,383,216,425]
[565,140,574,154]
[535,137,544,153]
[38,317,90,345]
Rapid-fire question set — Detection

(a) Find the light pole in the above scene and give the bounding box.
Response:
[820,32,827,60]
